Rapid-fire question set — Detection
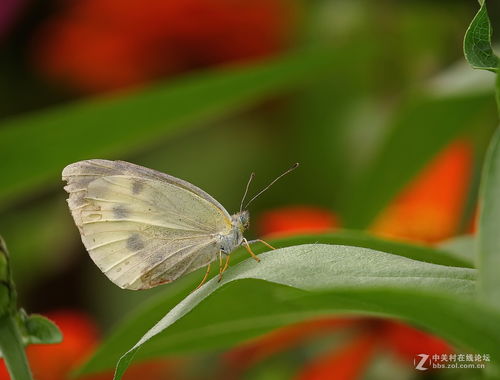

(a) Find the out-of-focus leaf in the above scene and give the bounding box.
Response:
[477,128,500,307]
[464,0,498,72]
[0,196,76,291]
[20,313,62,345]
[76,232,473,375]
[109,245,479,379]
[0,47,338,210]
[340,92,495,228]
[439,235,476,266]
[427,60,494,97]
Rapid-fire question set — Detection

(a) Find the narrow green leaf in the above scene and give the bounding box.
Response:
[109,244,475,379]
[76,232,472,375]
[0,314,33,380]
[0,241,11,315]
[0,236,15,316]
[0,48,337,210]
[477,128,500,307]
[464,0,499,72]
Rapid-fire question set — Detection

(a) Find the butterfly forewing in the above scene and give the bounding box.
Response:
[63,160,232,290]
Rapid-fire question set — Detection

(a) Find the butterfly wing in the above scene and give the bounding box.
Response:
[62,160,232,290]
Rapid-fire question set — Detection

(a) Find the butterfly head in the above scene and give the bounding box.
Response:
[233,210,250,232]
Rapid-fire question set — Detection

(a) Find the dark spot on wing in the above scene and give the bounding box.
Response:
[127,234,145,251]
[113,204,129,219]
[132,181,144,194]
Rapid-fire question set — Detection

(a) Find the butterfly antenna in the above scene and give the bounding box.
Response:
[240,172,255,213]
[244,163,299,209]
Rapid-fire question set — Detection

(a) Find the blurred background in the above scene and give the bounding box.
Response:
[0,0,499,379]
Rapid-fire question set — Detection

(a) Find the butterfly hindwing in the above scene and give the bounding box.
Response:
[63,160,232,289]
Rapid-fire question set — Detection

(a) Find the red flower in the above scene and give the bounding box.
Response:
[259,206,339,237]
[33,0,296,93]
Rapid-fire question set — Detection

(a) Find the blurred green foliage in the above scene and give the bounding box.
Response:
[1,0,500,378]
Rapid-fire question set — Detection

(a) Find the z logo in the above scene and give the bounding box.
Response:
[414,354,430,371]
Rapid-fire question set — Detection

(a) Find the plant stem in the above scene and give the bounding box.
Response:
[0,314,33,380]
[496,73,500,114]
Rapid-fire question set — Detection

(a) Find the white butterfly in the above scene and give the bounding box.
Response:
[62,160,297,290]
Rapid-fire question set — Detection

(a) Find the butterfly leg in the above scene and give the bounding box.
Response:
[195,263,211,290]
[246,239,276,250]
[218,250,224,281]
[242,238,261,262]
[218,254,231,283]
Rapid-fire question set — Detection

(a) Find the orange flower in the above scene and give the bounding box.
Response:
[259,206,339,237]
[34,0,296,93]
[371,140,473,244]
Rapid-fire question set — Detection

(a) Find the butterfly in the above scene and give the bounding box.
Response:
[62,159,298,290]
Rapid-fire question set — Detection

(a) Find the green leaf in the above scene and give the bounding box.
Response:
[269,231,474,268]
[107,244,476,379]
[477,128,500,307]
[464,0,499,72]
[76,232,472,375]
[20,314,62,345]
[0,47,337,210]
[340,92,495,228]
[0,198,76,291]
